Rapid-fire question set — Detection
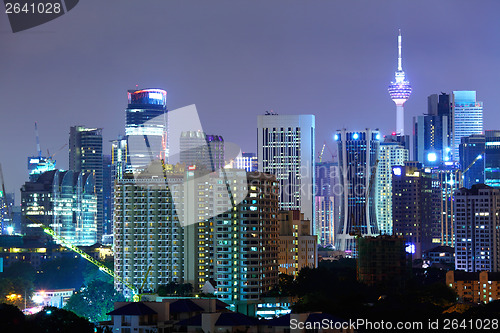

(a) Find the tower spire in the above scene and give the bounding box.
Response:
[388,29,412,136]
[398,29,402,71]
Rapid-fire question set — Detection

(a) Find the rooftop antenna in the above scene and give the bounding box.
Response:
[397,29,402,71]
[35,122,42,158]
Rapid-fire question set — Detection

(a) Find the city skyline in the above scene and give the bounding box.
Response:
[2,1,500,194]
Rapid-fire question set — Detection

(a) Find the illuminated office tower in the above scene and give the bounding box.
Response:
[179,131,225,171]
[431,163,461,247]
[21,170,97,245]
[376,140,408,235]
[257,114,315,227]
[388,30,412,136]
[69,126,103,242]
[315,161,339,246]
[125,89,167,171]
[414,93,452,166]
[392,163,440,259]
[460,131,500,189]
[455,184,500,272]
[335,129,380,255]
[452,91,483,161]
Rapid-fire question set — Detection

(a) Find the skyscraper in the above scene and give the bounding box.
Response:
[455,184,500,272]
[431,163,461,247]
[376,140,408,235]
[335,129,380,255]
[125,89,167,171]
[388,30,412,136]
[392,163,440,259]
[452,91,483,161]
[414,93,452,166]
[257,114,315,226]
[69,126,103,242]
[315,161,339,246]
[21,170,97,245]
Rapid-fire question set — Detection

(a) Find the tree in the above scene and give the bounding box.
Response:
[82,258,113,285]
[64,280,125,322]
[27,306,94,333]
[0,303,25,333]
[0,262,36,308]
[157,282,193,296]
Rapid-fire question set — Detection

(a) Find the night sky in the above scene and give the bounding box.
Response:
[1,0,500,195]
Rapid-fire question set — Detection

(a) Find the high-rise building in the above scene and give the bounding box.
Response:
[335,129,380,255]
[315,161,339,246]
[455,184,500,272]
[460,131,500,189]
[125,89,168,171]
[392,163,440,259]
[179,131,225,171]
[278,210,317,276]
[388,30,412,136]
[21,170,97,245]
[376,140,408,235]
[414,93,452,166]
[113,163,187,297]
[430,163,461,247]
[69,126,103,242]
[114,162,279,305]
[452,91,483,161]
[212,171,280,306]
[102,155,112,236]
[257,114,315,226]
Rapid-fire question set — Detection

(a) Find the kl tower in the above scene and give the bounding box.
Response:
[388,29,412,135]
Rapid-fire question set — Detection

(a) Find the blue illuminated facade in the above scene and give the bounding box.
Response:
[460,130,500,189]
[335,129,380,255]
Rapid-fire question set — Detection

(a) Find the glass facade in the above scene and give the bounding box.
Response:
[125,89,168,171]
[335,129,380,255]
[452,91,483,161]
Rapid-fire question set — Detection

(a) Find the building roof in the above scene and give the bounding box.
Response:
[261,314,291,326]
[169,299,204,313]
[424,245,454,254]
[215,299,230,310]
[107,302,157,316]
[176,312,258,327]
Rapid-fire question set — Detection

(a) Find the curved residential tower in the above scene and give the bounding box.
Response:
[388,30,412,135]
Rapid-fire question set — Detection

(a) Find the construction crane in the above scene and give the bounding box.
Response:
[318,141,336,162]
[28,217,150,301]
[35,122,42,158]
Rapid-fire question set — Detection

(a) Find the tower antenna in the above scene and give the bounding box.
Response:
[35,122,42,158]
[398,29,402,71]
